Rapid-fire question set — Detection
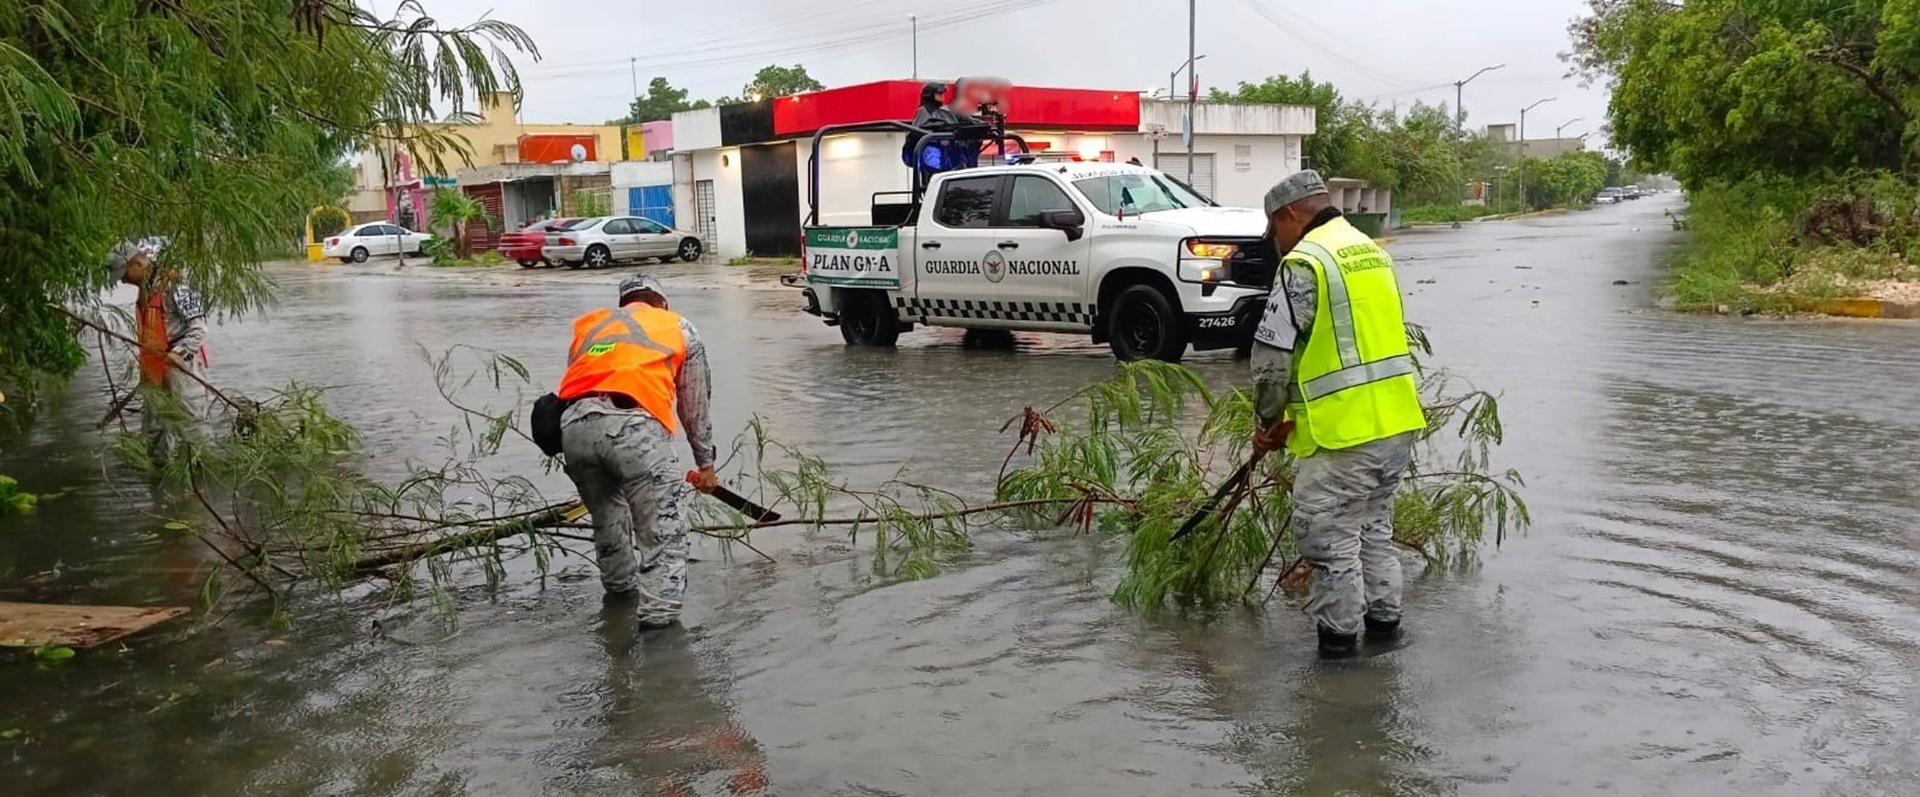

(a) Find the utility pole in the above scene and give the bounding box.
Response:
[911,15,918,79]
[1517,96,1555,210]
[1451,64,1504,131]
[1452,64,1502,207]
[629,58,637,102]
[1185,0,1196,185]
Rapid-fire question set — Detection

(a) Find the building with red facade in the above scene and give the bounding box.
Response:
[664,80,1316,258]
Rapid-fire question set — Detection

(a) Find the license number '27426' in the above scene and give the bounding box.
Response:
[1195,316,1240,329]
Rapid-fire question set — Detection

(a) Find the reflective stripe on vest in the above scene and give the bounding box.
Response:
[1284,217,1425,457]
[568,307,677,362]
[557,304,687,433]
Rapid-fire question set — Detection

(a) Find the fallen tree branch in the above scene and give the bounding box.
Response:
[58,305,245,413]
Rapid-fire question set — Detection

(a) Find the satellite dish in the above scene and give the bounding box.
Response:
[569,143,587,163]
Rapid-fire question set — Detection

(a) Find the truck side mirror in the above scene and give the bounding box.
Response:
[1039,208,1085,242]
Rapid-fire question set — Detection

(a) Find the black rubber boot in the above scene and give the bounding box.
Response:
[1364,616,1401,642]
[1317,625,1359,660]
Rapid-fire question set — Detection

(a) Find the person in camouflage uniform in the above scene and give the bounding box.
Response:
[558,274,716,629]
[109,238,210,466]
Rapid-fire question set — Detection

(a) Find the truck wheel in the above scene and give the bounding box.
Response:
[838,290,900,347]
[1107,284,1186,362]
[517,259,540,268]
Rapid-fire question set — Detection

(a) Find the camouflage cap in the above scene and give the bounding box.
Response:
[105,238,161,281]
[618,273,666,302]
[1263,170,1330,216]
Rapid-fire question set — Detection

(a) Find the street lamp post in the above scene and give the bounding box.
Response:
[1452,64,1503,205]
[1517,97,1555,210]
[1168,51,1206,185]
[1555,118,1584,139]
[1168,54,1208,100]
[1452,64,1505,130]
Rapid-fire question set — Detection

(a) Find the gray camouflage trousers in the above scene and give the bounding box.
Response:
[141,358,210,467]
[1294,431,1416,636]
[560,399,690,625]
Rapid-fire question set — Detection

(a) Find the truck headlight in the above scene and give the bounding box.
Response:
[1185,241,1239,259]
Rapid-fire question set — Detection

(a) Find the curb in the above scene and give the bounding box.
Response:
[1788,296,1920,319]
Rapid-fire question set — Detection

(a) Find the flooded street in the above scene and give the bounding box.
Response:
[4,195,1919,795]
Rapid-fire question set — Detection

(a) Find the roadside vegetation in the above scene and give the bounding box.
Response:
[1215,73,1624,225]
[1569,0,1920,312]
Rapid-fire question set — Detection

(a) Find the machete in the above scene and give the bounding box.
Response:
[1170,455,1261,541]
[1170,421,1291,542]
[560,484,781,525]
[709,484,782,523]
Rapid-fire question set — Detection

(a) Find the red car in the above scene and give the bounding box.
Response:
[499,218,581,268]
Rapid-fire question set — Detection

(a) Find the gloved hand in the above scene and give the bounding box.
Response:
[685,466,718,494]
[1251,420,1294,456]
[170,348,198,365]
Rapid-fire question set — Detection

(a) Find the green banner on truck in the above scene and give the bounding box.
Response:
[804,227,901,289]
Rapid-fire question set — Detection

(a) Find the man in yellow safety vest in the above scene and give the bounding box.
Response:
[1250,170,1427,660]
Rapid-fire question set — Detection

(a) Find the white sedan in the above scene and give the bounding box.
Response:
[542,216,704,269]
[324,222,433,263]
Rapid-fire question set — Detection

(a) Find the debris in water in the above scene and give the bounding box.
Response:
[0,602,187,649]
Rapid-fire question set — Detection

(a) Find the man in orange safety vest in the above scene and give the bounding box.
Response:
[556,273,716,629]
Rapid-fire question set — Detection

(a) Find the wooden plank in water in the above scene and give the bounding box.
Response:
[0,602,188,649]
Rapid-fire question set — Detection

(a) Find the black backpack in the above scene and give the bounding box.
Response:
[530,392,568,457]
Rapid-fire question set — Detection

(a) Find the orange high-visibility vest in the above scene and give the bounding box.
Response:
[556,303,688,433]
[137,289,171,386]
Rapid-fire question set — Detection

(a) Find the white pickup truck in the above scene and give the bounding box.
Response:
[794,161,1275,361]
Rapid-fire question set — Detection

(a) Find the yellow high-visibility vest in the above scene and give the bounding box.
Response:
[1284,216,1425,457]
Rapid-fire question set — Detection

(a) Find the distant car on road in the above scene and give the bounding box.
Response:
[498,218,580,268]
[1594,187,1623,205]
[1622,184,1644,200]
[542,216,704,270]
[324,222,432,263]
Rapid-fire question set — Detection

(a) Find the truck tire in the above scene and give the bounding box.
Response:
[837,290,900,347]
[1106,284,1186,362]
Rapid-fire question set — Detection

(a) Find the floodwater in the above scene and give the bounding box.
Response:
[4,195,1919,795]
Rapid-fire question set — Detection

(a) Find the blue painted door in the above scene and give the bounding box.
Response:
[628,185,675,229]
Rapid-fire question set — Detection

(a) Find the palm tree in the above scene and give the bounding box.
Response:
[428,188,496,257]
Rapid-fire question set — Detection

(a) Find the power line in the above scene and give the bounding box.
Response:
[529,0,1057,82]
[1237,0,1424,91]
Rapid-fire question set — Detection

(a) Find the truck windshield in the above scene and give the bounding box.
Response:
[1073,173,1211,216]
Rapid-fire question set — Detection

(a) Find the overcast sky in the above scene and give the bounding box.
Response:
[403,0,1609,147]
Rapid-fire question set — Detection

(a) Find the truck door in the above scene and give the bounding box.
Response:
[992,174,1093,328]
[915,174,1005,323]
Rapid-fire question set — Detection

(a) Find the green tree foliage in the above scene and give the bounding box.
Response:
[732,63,825,102]
[1567,0,1915,183]
[0,1,536,386]
[569,188,611,218]
[1519,150,1609,209]
[1210,71,1372,179]
[1210,74,1489,208]
[427,189,496,258]
[1367,102,1490,207]
[609,76,711,125]
[310,207,352,241]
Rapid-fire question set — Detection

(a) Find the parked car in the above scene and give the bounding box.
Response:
[324,222,432,263]
[541,216,704,269]
[498,218,580,268]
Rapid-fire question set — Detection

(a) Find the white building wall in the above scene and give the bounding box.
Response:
[671,153,695,238]
[673,107,722,151]
[1108,133,1303,208]
[688,147,747,257]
